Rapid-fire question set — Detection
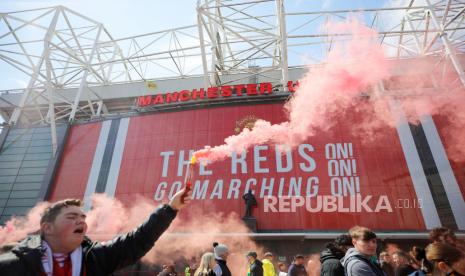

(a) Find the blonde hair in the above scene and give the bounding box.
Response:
[349,226,377,241]
[194,252,216,276]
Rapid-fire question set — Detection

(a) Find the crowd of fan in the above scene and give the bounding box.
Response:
[0,196,464,275]
[167,226,465,276]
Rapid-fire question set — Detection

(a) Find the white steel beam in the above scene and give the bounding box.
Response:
[69,24,103,122]
[197,9,210,89]
[8,8,61,125]
[427,6,465,87]
[276,0,288,89]
[44,7,61,156]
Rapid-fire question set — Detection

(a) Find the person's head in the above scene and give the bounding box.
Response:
[167,265,175,273]
[334,234,353,253]
[426,243,465,276]
[214,243,229,260]
[325,234,352,256]
[380,251,391,264]
[246,251,257,263]
[392,251,411,267]
[294,255,305,265]
[349,226,377,257]
[430,227,457,244]
[40,199,87,253]
[194,252,216,276]
[264,252,274,260]
[409,246,432,273]
[410,246,426,262]
[278,262,287,272]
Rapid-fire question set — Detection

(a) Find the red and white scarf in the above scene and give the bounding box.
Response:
[41,240,82,276]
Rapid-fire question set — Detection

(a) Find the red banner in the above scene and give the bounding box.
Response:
[51,103,426,231]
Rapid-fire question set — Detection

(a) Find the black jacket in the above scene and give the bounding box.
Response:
[320,248,345,276]
[0,204,177,275]
[395,264,416,276]
[380,262,395,276]
[216,259,231,276]
[287,264,307,276]
[250,259,263,276]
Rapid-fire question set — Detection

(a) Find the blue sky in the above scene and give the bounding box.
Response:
[0,0,401,91]
[0,0,407,124]
[0,1,396,39]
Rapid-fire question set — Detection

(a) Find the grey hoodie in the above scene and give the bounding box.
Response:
[341,248,385,276]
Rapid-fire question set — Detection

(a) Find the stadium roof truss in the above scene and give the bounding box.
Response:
[0,0,464,155]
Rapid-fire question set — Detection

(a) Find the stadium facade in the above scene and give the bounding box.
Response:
[1,0,465,255]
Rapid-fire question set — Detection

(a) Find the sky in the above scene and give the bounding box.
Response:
[0,1,398,39]
[0,0,404,90]
[0,0,407,124]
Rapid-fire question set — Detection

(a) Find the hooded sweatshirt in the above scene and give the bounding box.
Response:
[341,248,385,276]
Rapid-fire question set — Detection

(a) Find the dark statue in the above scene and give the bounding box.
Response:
[242,190,257,218]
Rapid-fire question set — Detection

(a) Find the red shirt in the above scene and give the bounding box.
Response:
[52,255,72,276]
[41,253,85,276]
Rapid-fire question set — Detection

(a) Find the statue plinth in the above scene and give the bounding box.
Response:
[242,216,257,232]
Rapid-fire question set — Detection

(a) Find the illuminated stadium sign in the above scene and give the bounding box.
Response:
[136,80,300,106]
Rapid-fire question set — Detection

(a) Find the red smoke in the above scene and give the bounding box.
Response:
[85,195,263,275]
[306,254,322,276]
[0,194,261,275]
[355,57,465,160]
[0,202,50,245]
[194,19,465,164]
[193,20,388,163]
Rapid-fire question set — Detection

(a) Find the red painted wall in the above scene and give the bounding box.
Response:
[50,122,102,200]
[51,104,426,231]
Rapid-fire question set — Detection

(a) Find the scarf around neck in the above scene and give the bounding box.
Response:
[41,240,82,276]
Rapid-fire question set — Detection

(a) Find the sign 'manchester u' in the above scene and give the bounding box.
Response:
[136,81,300,106]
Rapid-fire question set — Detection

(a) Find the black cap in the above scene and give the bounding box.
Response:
[246,251,258,258]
